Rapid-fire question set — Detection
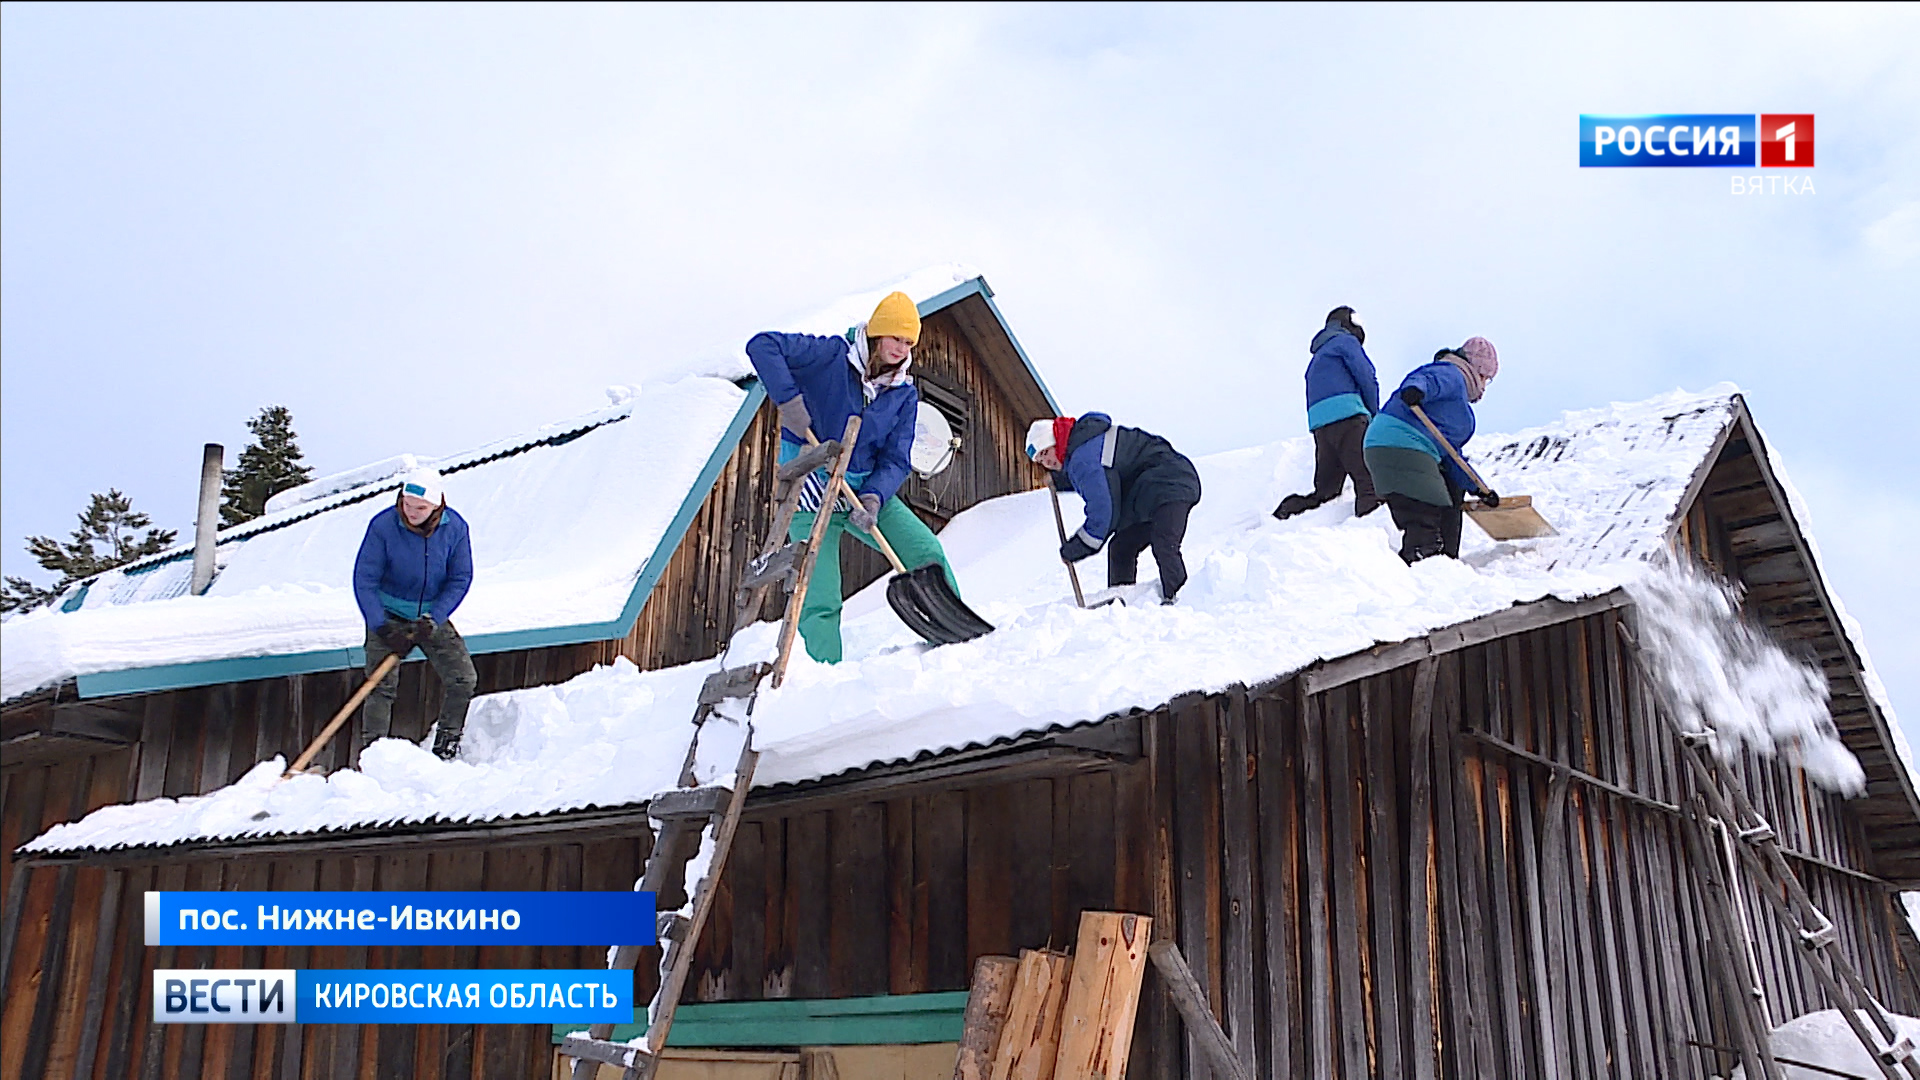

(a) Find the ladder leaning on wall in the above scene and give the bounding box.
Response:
[1619,621,1920,1080]
[562,417,862,1080]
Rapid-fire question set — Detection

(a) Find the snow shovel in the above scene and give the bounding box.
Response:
[1409,404,1557,540]
[1048,486,1121,609]
[803,434,994,646]
[249,651,402,820]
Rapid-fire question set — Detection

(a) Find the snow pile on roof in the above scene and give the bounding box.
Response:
[0,376,749,701]
[1731,1009,1920,1079]
[27,386,1796,854]
[262,453,439,517]
[683,263,982,383]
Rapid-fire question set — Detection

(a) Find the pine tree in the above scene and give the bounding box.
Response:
[1,490,178,613]
[220,405,315,526]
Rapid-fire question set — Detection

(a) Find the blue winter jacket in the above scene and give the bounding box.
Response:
[1052,413,1202,547]
[1366,358,1478,489]
[745,330,918,505]
[1303,325,1380,430]
[352,503,473,629]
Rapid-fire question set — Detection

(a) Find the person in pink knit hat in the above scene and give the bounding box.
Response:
[1362,336,1502,563]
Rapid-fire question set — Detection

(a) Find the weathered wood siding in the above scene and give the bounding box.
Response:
[679,607,1918,1080]
[1,832,653,1080]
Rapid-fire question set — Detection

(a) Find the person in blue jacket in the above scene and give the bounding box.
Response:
[1275,306,1381,519]
[1363,337,1502,563]
[351,466,476,761]
[1026,413,1203,604]
[745,290,961,663]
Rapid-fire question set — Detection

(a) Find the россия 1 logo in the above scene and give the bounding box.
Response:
[1579,115,1813,167]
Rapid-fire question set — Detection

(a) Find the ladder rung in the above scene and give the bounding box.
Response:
[740,542,806,592]
[1738,822,1776,844]
[658,912,690,943]
[698,663,772,706]
[1800,917,1838,949]
[1884,1035,1916,1063]
[649,785,730,823]
[560,1034,652,1069]
[776,440,840,484]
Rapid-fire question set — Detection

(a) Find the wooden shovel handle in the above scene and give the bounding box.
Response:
[285,652,401,777]
[803,431,907,573]
[1408,403,1492,496]
[1047,485,1087,609]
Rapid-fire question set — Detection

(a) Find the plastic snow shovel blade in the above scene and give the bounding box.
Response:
[888,564,994,645]
[884,573,960,645]
[1465,495,1558,540]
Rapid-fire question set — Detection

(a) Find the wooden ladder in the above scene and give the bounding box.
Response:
[1619,621,1920,1080]
[563,417,861,1080]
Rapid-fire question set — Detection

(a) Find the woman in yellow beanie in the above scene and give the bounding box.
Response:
[744,291,963,662]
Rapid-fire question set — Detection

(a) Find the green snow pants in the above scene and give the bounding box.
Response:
[787,496,959,664]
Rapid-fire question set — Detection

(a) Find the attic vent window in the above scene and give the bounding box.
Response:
[918,380,970,436]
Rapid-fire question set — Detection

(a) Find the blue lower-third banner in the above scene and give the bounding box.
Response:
[152,969,632,1024]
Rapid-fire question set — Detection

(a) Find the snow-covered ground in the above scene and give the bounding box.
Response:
[1731,1009,1920,1079]
[31,385,1879,856]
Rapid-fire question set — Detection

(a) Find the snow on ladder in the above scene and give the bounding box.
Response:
[1619,621,1920,1080]
[564,417,862,1080]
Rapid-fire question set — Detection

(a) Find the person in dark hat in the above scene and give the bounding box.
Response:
[1275,306,1380,519]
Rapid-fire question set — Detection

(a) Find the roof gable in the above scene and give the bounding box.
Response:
[2,268,1052,704]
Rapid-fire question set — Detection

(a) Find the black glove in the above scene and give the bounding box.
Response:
[1400,386,1426,408]
[776,396,813,439]
[375,618,414,655]
[1478,490,1501,509]
[1060,535,1098,564]
[410,617,437,645]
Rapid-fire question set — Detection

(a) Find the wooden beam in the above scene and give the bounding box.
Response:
[1054,912,1151,1080]
[1302,590,1632,694]
[1147,941,1249,1080]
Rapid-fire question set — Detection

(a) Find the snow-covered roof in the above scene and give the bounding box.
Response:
[35,383,1908,861]
[0,265,1003,705]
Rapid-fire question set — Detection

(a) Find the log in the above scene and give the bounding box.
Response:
[1055,912,1152,1080]
[953,955,1020,1080]
[1148,941,1250,1080]
[991,949,1074,1080]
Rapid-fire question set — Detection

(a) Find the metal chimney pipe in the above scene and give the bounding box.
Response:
[191,443,223,596]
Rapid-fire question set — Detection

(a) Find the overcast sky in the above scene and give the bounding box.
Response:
[4,4,1916,738]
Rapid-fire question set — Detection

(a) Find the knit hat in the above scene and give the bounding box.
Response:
[866,291,921,346]
[1327,306,1365,345]
[1459,336,1499,381]
[1025,417,1077,460]
[400,466,445,504]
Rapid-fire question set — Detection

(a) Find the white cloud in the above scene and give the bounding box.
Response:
[1865,202,1920,266]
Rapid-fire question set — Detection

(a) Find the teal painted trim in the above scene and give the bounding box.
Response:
[60,584,91,614]
[552,991,969,1049]
[76,646,368,697]
[71,381,770,700]
[918,276,1060,414]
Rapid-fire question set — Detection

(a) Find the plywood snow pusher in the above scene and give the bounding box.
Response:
[1409,403,1558,540]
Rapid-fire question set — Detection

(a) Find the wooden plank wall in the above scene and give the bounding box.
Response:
[1153,607,1918,1080]
[681,758,1168,1073]
[0,836,650,1080]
